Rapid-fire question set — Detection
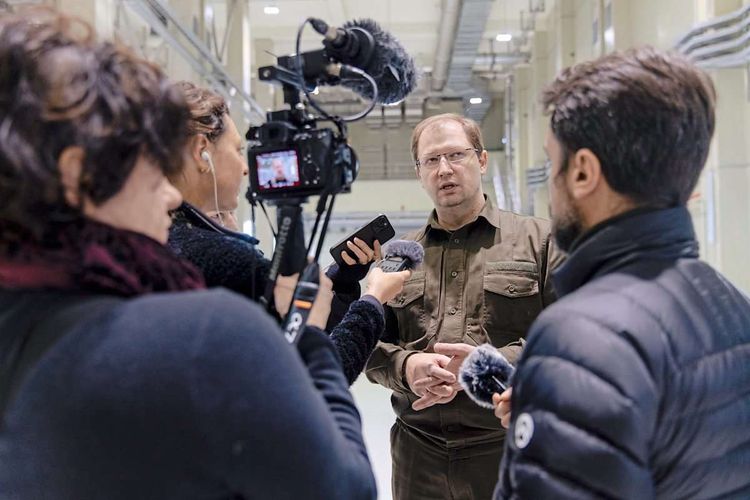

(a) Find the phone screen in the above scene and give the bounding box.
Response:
[255,150,301,191]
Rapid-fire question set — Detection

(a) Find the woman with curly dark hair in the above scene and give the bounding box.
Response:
[0,8,376,499]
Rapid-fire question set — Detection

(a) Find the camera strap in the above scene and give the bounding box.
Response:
[282,261,320,344]
[261,203,307,309]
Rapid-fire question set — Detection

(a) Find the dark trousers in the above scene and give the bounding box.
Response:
[391,421,503,500]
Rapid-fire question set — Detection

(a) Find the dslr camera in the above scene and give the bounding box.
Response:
[245,28,367,203]
[247,115,357,201]
[246,16,415,204]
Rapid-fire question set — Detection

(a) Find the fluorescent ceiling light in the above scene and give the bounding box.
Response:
[264,6,280,15]
[496,33,513,42]
[469,97,483,104]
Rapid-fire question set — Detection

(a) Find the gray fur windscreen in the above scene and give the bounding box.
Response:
[459,344,515,409]
[341,18,417,104]
[382,240,424,267]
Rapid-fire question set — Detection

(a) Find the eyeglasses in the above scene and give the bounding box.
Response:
[416,148,480,169]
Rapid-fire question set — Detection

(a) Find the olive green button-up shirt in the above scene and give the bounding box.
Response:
[366,198,563,447]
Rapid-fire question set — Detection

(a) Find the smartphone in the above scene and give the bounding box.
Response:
[329,214,395,267]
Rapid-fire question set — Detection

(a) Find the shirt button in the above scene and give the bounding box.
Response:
[454,238,460,244]
[508,284,516,293]
[449,307,457,315]
[451,271,458,278]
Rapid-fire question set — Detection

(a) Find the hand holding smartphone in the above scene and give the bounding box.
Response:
[329,214,395,267]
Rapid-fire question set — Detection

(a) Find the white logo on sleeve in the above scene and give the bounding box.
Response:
[514,413,534,449]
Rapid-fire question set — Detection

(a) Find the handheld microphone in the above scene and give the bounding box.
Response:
[459,344,516,409]
[311,18,418,104]
[282,261,320,345]
[378,240,424,273]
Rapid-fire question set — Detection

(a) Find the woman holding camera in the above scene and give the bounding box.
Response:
[167,82,410,384]
[0,9,375,498]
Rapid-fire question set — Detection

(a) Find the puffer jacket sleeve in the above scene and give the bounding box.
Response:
[495,305,661,500]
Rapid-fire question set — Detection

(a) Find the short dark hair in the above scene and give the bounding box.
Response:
[175,81,229,142]
[542,47,716,207]
[0,8,190,243]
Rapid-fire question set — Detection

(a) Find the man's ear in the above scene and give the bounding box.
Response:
[566,148,602,201]
[478,149,488,175]
[58,146,85,207]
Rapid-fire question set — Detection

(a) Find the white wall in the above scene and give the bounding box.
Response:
[508,0,750,292]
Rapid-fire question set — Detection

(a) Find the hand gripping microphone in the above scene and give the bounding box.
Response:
[459,344,516,409]
[378,240,424,273]
[310,18,418,104]
[282,261,320,345]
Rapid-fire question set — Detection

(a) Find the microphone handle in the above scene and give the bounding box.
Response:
[492,375,508,392]
[378,256,411,273]
[282,262,320,345]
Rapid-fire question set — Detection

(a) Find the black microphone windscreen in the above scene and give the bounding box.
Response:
[340,18,417,104]
[382,240,424,267]
[459,344,515,409]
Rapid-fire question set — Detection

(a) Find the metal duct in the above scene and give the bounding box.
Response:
[431,0,462,92]
[444,0,495,122]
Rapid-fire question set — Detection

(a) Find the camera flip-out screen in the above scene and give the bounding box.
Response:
[256,150,301,191]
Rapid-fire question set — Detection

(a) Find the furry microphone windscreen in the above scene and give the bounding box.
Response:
[340,18,417,104]
[459,344,515,409]
[382,240,424,267]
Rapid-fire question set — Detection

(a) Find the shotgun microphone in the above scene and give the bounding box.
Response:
[311,18,418,104]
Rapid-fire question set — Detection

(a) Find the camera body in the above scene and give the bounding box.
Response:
[247,120,358,202]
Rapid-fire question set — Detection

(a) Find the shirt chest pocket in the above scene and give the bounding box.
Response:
[387,271,430,347]
[482,262,543,345]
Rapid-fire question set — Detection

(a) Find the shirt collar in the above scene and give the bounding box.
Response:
[426,195,501,233]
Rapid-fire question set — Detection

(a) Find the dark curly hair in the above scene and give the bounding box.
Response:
[0,7,190,243]
[542,47,716,207]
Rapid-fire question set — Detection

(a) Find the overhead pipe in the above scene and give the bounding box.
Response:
[473,52,531,67]
[431,0,461,92]
[675,2,750,69]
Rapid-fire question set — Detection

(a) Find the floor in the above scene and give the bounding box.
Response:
[350,376,396,500]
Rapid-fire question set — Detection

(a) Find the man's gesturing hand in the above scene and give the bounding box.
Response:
[408,343,477,411]
[405,353,456,410]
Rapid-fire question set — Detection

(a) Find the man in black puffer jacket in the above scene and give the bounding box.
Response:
[494,47,750,499]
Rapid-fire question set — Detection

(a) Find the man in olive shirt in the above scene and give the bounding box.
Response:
[366,113,561,500]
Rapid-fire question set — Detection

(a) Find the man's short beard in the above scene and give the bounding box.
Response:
[550,161,583,253]
[552,209,583,253]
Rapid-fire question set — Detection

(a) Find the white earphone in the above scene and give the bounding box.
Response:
[200,150,213,170]
[200,150,223,227]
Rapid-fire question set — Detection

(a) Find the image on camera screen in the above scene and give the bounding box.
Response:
[256,150,301,191]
